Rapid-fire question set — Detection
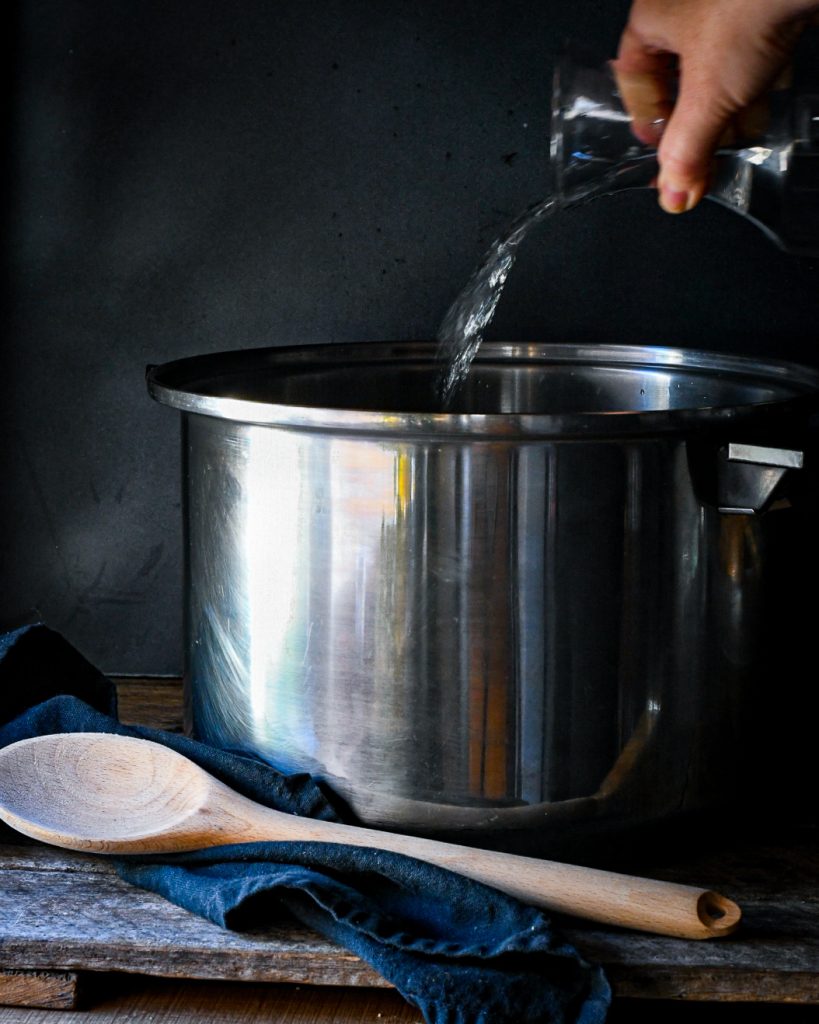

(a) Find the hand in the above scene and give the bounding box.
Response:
[613,0,818,213]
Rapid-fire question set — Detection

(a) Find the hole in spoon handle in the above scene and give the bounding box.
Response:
[697,891,742,935]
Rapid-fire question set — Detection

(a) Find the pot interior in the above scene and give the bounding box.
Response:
[214,360,800,415]
[148,341,819,425]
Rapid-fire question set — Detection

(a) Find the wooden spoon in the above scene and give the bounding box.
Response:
[0,732,740,940]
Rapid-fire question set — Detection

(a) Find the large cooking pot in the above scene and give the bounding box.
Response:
[148,342,819,855]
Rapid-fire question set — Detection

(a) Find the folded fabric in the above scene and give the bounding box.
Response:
[0,623,610,1024]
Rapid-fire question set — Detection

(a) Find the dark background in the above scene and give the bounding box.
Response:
[2,0,818,675]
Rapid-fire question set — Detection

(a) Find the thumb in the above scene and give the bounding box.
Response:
[655,73,735,213]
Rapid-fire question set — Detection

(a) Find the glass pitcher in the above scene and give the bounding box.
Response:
[550,59,819,257]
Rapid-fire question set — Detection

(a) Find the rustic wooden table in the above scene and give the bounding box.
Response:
[1,679,817,1020]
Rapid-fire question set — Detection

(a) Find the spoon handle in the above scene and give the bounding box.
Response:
[218,787,740,940]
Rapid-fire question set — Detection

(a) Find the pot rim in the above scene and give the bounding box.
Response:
[146,341,819,439]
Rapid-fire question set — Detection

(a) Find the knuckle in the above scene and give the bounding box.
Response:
[657,142,708,185]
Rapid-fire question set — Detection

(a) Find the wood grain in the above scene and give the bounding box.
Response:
[0,971,79,1010]
[0,979,423,1023]
[0,845,386,989]
[1,838,818,1003]
[114,678,183,732]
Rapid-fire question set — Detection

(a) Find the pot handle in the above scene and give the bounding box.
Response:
[712,442,804,515]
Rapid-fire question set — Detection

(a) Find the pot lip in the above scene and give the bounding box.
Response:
[146,341,819,438]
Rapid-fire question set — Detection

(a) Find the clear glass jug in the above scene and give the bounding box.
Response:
[550,59,819,257]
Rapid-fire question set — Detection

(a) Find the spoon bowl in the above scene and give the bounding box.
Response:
[0,733,211,848]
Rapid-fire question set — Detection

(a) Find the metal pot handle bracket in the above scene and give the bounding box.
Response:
[713,442,804,515]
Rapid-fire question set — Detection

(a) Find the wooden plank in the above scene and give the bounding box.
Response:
[0,679,815,1004]
[0,970,79,1010]
[0,978,424,1023]
[1,841,818,1002]
[607,967,819,1003]
[114,678,183,733]
[0,845,387,989]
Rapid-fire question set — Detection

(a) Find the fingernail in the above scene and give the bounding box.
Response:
[659,184,691,214]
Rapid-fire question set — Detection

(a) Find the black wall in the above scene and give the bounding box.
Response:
[2,0,818,674]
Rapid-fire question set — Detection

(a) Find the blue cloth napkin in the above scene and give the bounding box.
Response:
[0,623,610,1024]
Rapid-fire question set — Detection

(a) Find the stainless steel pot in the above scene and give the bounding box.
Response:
[148,342,819,854]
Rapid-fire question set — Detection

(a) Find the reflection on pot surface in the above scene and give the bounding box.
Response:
[149,343,819,853]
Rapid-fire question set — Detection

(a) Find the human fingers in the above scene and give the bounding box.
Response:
[612,22,676,146]
[655,22,802,214]
[615,0,813,214]
[654,69,735,212]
